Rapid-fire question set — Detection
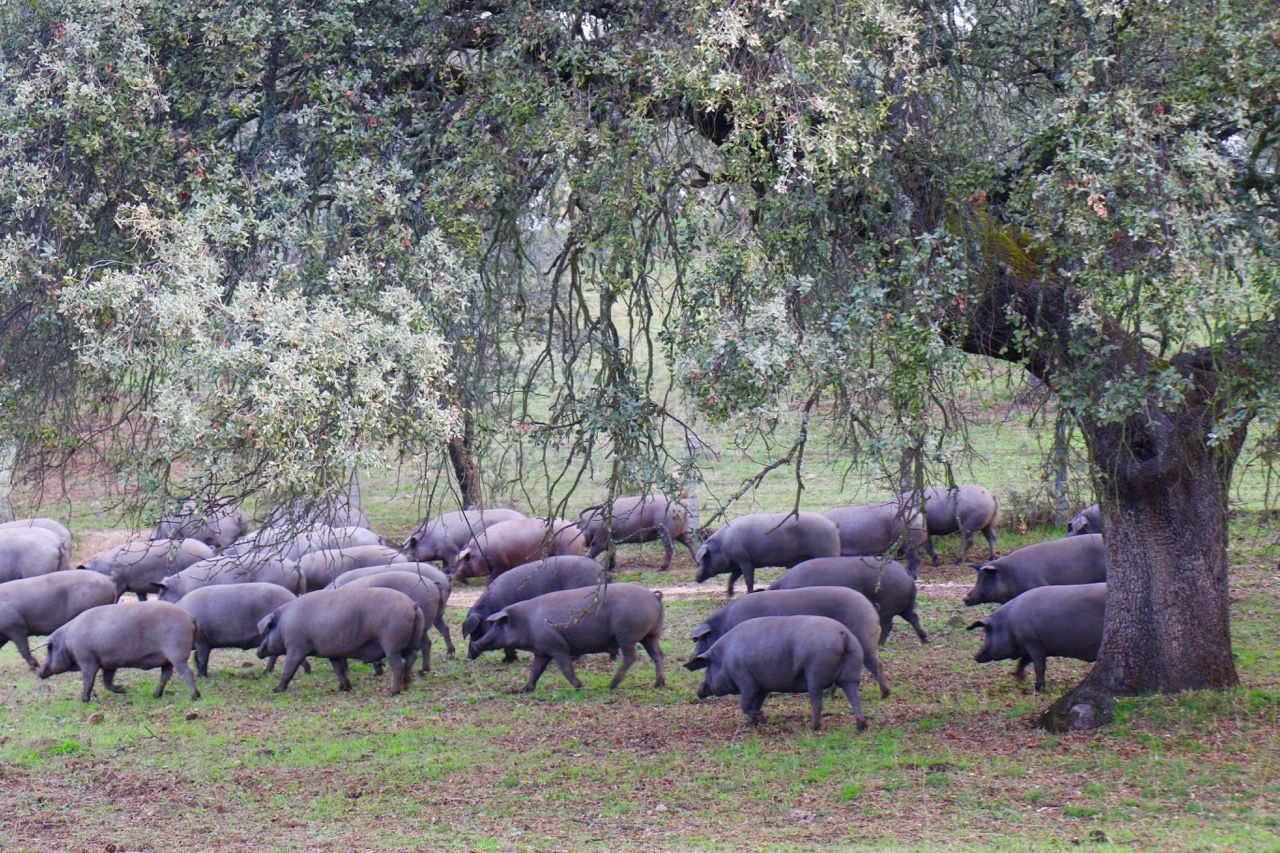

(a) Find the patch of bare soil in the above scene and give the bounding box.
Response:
[70,529,135,567]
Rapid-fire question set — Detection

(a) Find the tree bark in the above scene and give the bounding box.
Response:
[1040,403,1245,731]
[447,410,483,510]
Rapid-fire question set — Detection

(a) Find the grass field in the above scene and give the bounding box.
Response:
[1,523,1277,851]
[2,383,1279,850]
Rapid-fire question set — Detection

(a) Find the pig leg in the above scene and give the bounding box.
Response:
[864,654,890,699]
[1012,655,1032,683]
[924,535,939,566]
[678,533,699,561]
[388,654,407,696]
[329,658,353,691]
[264,655,309,675]
[641,634,666,688]
[80,662,100,702]
[272,654,308,693]
[519,653,553,693]
[433,614,455,656]
[419,632,433,675]
[739,685,766,726]
[807,685,827,731]
[877,615,894,647]
[607,644,638,689]
[502,648,519,663]
[959,529,974,562]
[838,679,868,732]
[136,592,148,602]
[549,650,583,690]
[154,664,173,698]
[172,658,200,700]
[902,607,929,644]
[981,526,997,560]
[195,641,211,677]
[11,630,38,670]
[102,668,126,694]
[658,529,674,572]
[1031,653,1048,692]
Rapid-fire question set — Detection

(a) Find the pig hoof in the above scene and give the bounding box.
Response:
[271,685,287,693]
[855,718,868,732]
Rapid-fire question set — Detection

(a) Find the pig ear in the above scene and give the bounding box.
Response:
[256,612,278,635]
[966,619,988,631]
[485,611,509,625]
[977,564,997,574]
[684,654,710,671]
[457,547,472,562]
[690,624,712,641]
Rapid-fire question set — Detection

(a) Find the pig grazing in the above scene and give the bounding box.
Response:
[577,494,697,571]
[689,587,889,698]
[256,588,424,695]
[468,583,664,692]
[0,528,68,582]
[297,545,407,592]
[964,534,1107,606]
[905,484,1000,564]
[685,615,868,731]
[969,583,1107,690]
[694,512,840,596]
[403,508,526,567]
[175,583,301,676]
[331,561,454,655]
[82,538,214,600]
[37,602,200,702]
[0,571,116,669]
[462,555,606,661]
[153,500,250,550]
[156,554,304,602]
[452,518,587,583]
[770,556,928,645]
[343,572,443,673]
[1067,504,1103,536]
[223,524,381,561]
[822,502,925,571]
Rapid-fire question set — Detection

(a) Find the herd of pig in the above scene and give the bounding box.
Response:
[0,487,1110,731]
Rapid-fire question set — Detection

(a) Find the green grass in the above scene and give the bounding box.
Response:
[1,527,1278,850]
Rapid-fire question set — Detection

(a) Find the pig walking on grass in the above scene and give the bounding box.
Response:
[256,588,424,695]
[770,556,928,646]
[969,583,1107,691]
[1067,504,1103,536]
[686,615,869,731]
[689,587,890,699]
[331,561,454,656]
[297,545,407,592]
[0,528,69,582]
[37,602,200,702]
[175,583,302,676]
[342,572,444,674]
[402,508,526,568]
[467,583,664,692]
[0,571,116,669]
[905,484,1000,564]
[462,555,606,662]
[694,512,840,596]
[82,538,214,600]
[452,518,587,583]
[963,534,1107,606]
[577,494,697,571]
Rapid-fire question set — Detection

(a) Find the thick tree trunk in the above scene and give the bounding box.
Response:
[447,411,483,510]
[1040,408,1244,731]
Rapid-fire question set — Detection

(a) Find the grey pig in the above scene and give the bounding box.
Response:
[256,587,424,695]
[770,556,928,645]
[689,586,890,698]
[577,494,697,571]
[297,545,407,591]
[1067,504,1103,536]
[343,572,443,673]
[685,615,867,731]
[0,517,73,549]
[0,571,116,669]
[468,583,664,692]
[175,582,302,676]
[330,561,454,656]
[904,484,1000,564]
[156,554,304,602]
[402,508,525,568]
[0,528,69,582]
[37,601,200,702]
[964,534,1106,606]
[462,555,606,661]
[694,512,840,596]
[969,583,1106,690]
[452,517,587,583]
[822,502,925,572]
[82,538,214,600]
